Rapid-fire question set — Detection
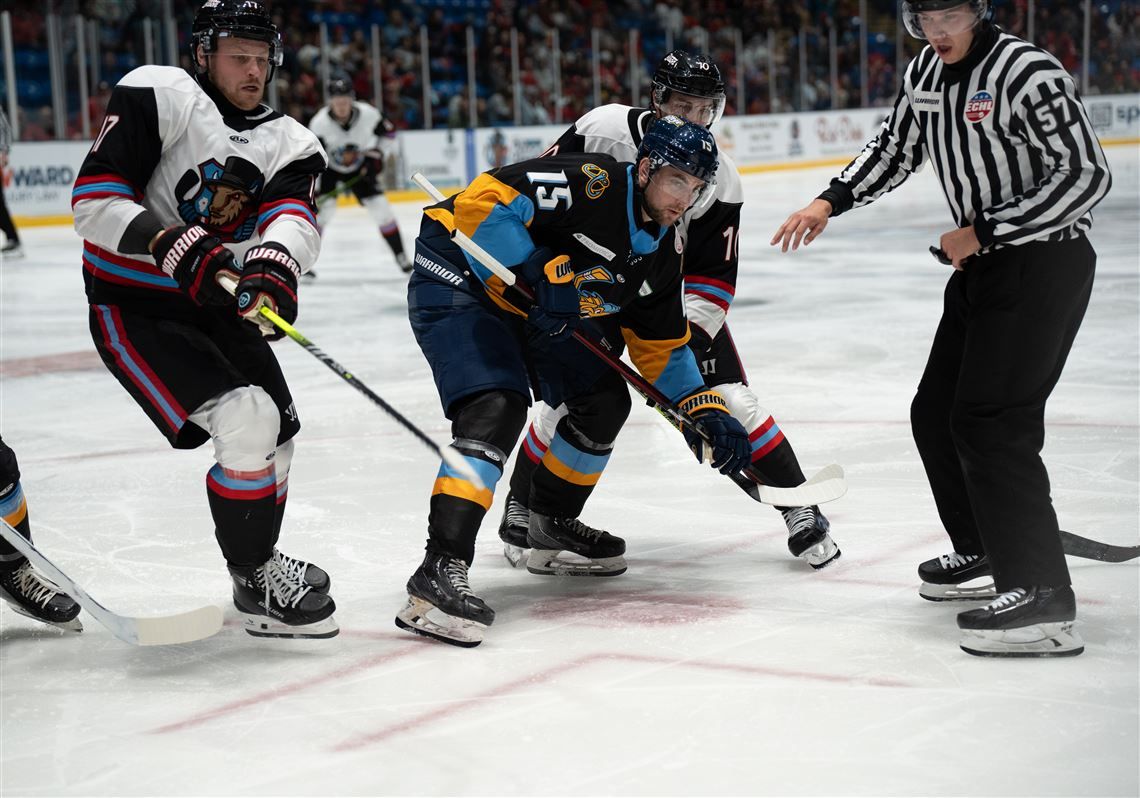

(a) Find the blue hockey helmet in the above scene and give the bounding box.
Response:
[637,114,719,187]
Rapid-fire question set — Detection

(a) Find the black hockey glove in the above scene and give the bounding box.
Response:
[679,390,751,475]
[363,149,385,187]
[151,225,239,306]
[235,243,300,340]
[516,248,580,343]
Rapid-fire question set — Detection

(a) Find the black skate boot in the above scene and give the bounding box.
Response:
[498,492,530,568]
[526,512,626,576]
[395,552,495,648]
[229,557,338,639]
[917,552,995,601]
[272,547,331,593]
[957,585,1083,657]
[0,560,82,631]
[780,506,840,569]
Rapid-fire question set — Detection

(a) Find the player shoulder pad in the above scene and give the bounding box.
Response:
[118,64,198,94]
[355,101,382,124]
[711,148,743,204]
[572,104,643,162]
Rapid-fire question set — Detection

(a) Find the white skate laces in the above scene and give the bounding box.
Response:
[504,497,528,528]
[444,559,475,598]
[257,558,311,609]
[8,562,66,608]
[271,548,310,586]
[940,552,982,570]
[781,506,815,535]
[983,588,1028,611]
[562,517,604,541]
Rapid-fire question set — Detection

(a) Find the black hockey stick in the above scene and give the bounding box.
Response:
[411,172,845,507]
[0,519,223,645]
[217,276,484,489]
[1061,531,1140,563]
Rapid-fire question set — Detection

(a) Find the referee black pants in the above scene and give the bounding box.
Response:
[910,236,1095,591]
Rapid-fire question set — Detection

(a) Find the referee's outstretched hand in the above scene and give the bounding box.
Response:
[771,198,833,252]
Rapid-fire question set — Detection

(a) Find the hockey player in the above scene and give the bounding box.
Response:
[0,108,22,258]
[396,116,751,647]
[0,436,82,631]
[308,76,411,273]
[498,50,840,571]
[71,0,338,638]
[772,0,1111,656]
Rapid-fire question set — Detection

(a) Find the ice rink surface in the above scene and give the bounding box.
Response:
[1,148,1137,797]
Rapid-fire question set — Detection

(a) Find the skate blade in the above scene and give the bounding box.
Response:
[526,549,627,577]
[801,536,841,570]
[503,542,529,568]
[240,612,339,639]
[959,622,1084,657]
[394,596,487,648]
[919,577,997,602]
[6,602,83,632]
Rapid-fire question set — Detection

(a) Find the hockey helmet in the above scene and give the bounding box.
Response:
[328,75,355,98]
[192,0,283,76]
[637,114,718,207]
[651,50,726,128]
[902,0,990,40]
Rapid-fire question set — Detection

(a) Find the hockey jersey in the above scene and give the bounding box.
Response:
[73,66,325,305]
[423,152,708,404]
[308,101,395,174]
[545,104,744,347]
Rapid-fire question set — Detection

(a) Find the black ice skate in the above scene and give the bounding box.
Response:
[957,585,1083,657]
[917,552,996,601]
[0,560,82,631]
[229,557,338,639]
[395,552,495,648]
[498,492,530,568]
[272,547,331,593]
[780,506,841,569]
[526,512,626,576]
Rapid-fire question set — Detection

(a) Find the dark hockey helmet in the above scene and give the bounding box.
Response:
[192,0,283,76]
[902,0,990,40]
[328,75,354,98]
[637,114,718,204]
[651,50,726,128]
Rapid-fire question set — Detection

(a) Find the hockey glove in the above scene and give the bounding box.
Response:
[151,225,239,306]
[235,243,300,340]
[679,390,751,475]
[516,248,580,342]
[363,149,385,189]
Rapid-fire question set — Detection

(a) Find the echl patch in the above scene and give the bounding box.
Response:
[964,90,995,123]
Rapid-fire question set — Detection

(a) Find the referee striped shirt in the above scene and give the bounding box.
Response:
[820,24,1112,250]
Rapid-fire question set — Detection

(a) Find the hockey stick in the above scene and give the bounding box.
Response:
[316,172,364,205]
[218,276,484,489]
[411,172,846,506]
[0,519,223,645]
[1061,531,1140,563]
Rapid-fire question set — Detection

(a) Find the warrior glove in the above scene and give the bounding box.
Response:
[236,243,300,340]
[152,224,240,307]
[680,390,750,475]
[516,248,580,343]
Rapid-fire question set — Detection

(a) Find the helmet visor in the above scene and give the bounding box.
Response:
[903,2,986,40]
[649,166,712,209]
[653,86,726,128]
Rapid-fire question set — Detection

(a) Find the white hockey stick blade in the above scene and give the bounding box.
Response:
[0,519,223,646]
[751,464,847,506]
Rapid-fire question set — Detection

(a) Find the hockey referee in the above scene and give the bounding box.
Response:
[772,0,1111,657]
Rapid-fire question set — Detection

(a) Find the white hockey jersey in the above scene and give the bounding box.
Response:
[307,101,394,175]
[73,65,325,302]
[546,104,744,343]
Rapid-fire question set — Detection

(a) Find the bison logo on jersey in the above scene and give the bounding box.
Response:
[574,266,622,317]
[175,156,264,242]
[331,143,363,170]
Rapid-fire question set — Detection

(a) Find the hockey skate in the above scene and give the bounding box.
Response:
[780,506,841,569]
[957,585,1083,657]
[0,560,82,631]
[395,552,494,648]
[272,547,331,593]
[498,492,530,567]
[526,512,626,576]
[917,552,996,601]
[229,556,338,639]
